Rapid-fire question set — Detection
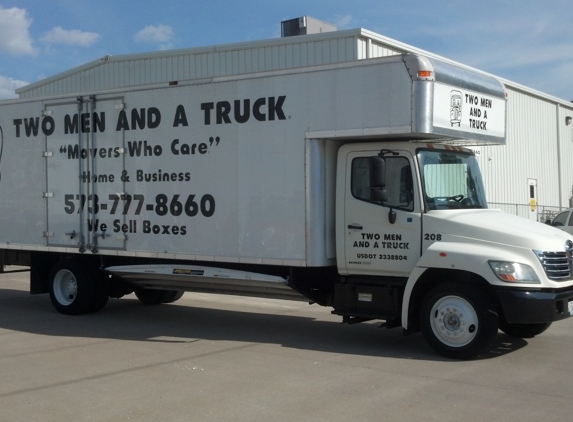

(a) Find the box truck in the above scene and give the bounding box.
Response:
[1,53,572,359]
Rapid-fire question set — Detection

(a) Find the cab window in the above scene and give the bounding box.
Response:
[351,156,414,211]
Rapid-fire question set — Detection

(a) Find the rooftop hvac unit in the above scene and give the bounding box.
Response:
[281,16,337,37]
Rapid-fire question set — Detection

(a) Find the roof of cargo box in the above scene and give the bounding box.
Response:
[14,27,570,107]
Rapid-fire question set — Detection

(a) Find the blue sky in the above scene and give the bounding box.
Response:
[0,1,572,101]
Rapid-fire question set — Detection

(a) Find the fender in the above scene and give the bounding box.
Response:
[400,240,543,329]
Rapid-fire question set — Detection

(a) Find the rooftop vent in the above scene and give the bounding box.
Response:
[281,16,337,37]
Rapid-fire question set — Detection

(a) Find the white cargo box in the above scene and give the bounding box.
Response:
[0,54,506,266]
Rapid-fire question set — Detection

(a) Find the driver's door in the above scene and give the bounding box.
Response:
[342,150,422,277]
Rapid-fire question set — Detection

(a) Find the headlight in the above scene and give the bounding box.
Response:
[488,261,540,284]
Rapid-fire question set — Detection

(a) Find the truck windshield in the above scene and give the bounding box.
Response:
[417,149,487,210]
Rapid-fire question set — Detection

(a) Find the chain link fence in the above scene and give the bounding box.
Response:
[488,202,566,224]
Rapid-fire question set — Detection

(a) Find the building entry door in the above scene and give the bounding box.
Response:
[528,178,538,221]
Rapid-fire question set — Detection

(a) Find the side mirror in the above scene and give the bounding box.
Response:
[369,156,388,202]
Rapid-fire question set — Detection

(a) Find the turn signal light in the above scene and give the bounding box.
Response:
[489,261,540,284]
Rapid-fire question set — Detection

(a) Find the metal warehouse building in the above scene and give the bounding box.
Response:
[16,16,573,222]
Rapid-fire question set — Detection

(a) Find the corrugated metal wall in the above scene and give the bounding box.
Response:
[478,88,560,207]
[18,30,409,99]
[18,33,362,99]
[558,106,573,207]
[356,38,404,59]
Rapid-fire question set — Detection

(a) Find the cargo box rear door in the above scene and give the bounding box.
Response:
[45,96,126,252]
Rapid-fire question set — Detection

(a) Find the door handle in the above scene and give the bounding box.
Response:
[347,224,363,230]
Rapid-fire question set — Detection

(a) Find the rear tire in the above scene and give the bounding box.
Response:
[162,290,184,304]
[135,288,184,305]
[89,274,110,313]
[49,260,99,315]
[420,283,499,359]
[108,276,135,299]
[499,322,552,338]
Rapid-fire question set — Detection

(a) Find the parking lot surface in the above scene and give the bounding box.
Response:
[1,267,573,421]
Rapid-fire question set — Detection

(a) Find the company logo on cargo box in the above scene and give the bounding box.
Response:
[200,96,287,125]
[432,84,505,140]
[10,95,288,138]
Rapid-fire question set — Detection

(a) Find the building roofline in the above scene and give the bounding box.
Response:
[16,27,573,109]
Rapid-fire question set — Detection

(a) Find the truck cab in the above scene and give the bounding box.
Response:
[334,141,573,359]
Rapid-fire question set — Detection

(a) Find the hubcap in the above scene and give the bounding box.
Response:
[430,295,478,347]
[53,269,78,306]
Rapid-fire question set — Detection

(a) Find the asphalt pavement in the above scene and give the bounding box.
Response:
[1,267,572,422]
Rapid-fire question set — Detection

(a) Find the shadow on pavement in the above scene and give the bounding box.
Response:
[0,285,528,362]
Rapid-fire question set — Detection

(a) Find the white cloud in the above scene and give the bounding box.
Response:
[0,6,36,56]
[331,15,354,29]
[134,24,174,47]
[0,75,28,100]
[40,26,101,47]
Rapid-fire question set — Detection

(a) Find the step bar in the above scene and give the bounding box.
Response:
[106,264,307,301]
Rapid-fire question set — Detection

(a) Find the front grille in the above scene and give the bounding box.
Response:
[535,251,572,281]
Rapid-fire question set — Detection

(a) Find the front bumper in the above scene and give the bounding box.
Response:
[497,288,573,324]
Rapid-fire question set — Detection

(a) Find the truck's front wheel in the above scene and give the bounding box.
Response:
[420,283,498,359]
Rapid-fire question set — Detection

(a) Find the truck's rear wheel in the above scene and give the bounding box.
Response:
[420,283,498,359]
[135,288,184,305]
[89,274,110,313]
[163,290,184,303]
[49,260,101,315]
[499,322,552,338]
[108,276,135,299]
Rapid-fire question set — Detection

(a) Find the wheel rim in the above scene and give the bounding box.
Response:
[429,295,478,347]
[53,269,78,306]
